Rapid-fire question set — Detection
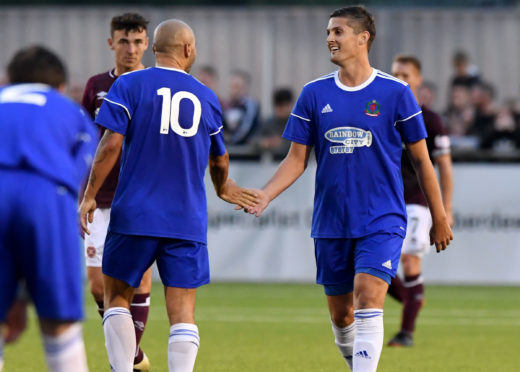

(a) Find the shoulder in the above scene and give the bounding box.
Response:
[86,70,115,85]
[373,69,409,92]
[303,72,336,89]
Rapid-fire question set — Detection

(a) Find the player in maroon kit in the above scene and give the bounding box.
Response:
[81,13,151,370]
[387,55,453,347]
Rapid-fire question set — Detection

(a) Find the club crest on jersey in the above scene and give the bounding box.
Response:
[364,100,381,117]
[325,126,373,154]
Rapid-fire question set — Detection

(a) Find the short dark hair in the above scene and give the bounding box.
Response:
[330,6,376,51]
[110,13,149,37]
[273,88,293,106]
[7,45,66,88]
[394,55,422,73]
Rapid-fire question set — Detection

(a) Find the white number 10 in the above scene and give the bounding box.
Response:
[157,88,201,137]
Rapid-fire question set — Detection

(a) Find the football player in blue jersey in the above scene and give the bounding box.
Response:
[0,46,97,372]
[247,6,453,372]
[79,20,258,372]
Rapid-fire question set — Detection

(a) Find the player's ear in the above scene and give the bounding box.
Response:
[144,36,150,51]
[184,43,191,59]
[358,31,369,47]
[108,38,114,50]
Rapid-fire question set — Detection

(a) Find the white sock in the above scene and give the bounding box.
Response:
[42,323,88,372]
[353,309,384,372]
[331,320,356,370]
[103,307,135,372]
[168,323,200,372]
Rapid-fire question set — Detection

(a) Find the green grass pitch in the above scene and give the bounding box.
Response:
[3,283,520,371]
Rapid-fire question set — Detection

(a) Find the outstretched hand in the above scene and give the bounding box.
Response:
[239,188,270,217]
[218,179,259,210]
[430,217,453,253]
[78,197,96,235]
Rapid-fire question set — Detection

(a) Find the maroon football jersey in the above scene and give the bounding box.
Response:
[401,105,451,206]
[81,69,119,208]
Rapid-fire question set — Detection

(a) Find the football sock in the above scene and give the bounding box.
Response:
[96,300,104,318]
[130,293,150,364]
[42,323,88,372]
[168,323,200,372]
[387,275,404,303]
[103,307,136,372]
[353,309,384,372]
[402,274,424,334]
[331,319,356,370]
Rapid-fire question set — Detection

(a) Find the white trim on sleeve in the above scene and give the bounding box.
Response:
[210,125,223,136]
[291,113,311,122]
[394,110,422,126]
[103,98,131,120]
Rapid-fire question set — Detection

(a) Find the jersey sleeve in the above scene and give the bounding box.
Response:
[395,86,427,143]
[282,85,315,146]
[207,93,226,156]
[428,112,451,158]
[95,77,133,135]
[72,107,98,185]
[81,77,96,119]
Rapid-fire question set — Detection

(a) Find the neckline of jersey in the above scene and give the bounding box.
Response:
[334,68,377,92]
[154,66,188,74]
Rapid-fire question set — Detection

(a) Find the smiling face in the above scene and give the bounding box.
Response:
[108,28,149,74]
[326,17,370,67]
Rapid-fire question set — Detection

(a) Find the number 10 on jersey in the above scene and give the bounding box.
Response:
[157,88,201,137]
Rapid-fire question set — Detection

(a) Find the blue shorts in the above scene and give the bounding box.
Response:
[0,170,83,322]
[314,232,403,296]
[103,231,210,288]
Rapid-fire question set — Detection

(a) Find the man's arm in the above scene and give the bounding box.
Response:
[406,139,453,252]
[435,153,454,226]
[79,129,123,234]
[209,151,258,209]
[249,142,312,217]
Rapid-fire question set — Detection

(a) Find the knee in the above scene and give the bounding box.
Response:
[331,307,354,328]
[89,281,104,303]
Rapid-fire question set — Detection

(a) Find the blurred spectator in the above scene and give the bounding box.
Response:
[450,50,480,88]
[222,70,260,145]
[196,65,221,101]
[257,88,293,157]
[418,81,437,109]
[444,83,476,137]
[480,105,520,151]
[470,82,497,139]
[67,80,85,104]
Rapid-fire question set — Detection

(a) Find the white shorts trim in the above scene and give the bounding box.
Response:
[84,208,111,267]
[402,204,432,258]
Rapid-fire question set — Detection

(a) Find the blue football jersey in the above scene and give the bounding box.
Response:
[0,83,97,193]
[283,69,427,238]
[95,66,226,243]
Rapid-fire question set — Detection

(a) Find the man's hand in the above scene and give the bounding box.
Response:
[218,179,259,210]
[243,189,270,217]
[78,197,96,235]
[430,217,453,253]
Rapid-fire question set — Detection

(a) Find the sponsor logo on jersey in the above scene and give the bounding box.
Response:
[321,104,333,114]
[364,99,381,117]
[324,126,372,154]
